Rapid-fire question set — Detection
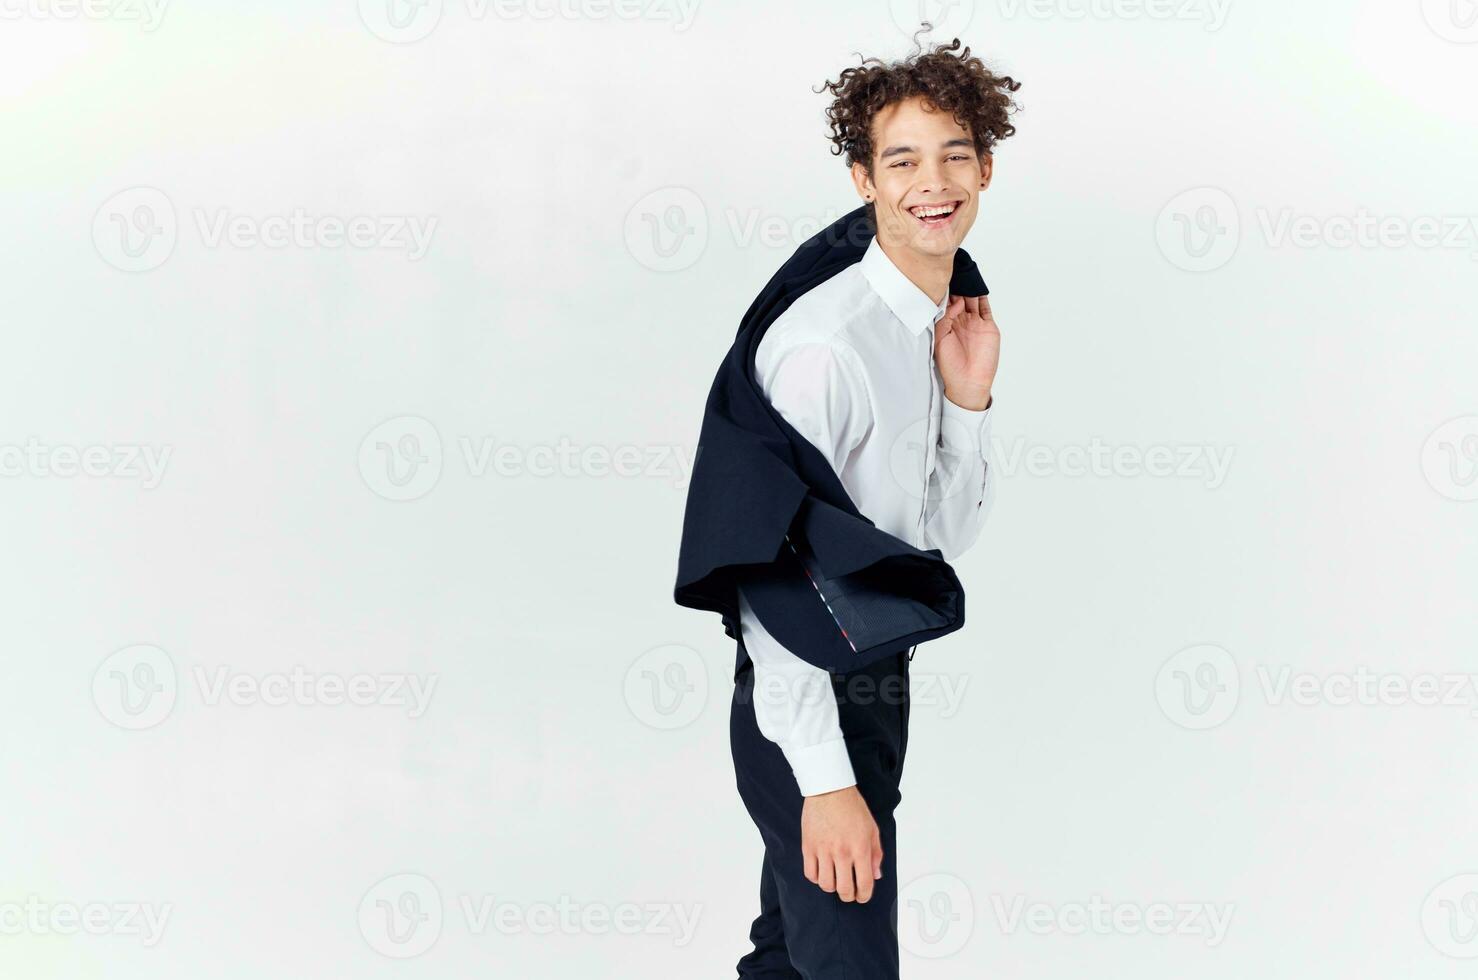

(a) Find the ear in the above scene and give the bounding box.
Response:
[979,153,994,192]
[850,161,876,203]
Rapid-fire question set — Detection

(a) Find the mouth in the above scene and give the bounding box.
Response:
[906,200,963,231]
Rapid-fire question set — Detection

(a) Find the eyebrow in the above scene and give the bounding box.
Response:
[879,138,974,159]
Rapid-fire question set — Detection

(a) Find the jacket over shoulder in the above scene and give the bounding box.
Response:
[673,206,989,675]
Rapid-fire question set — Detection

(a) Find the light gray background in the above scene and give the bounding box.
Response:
[3,0,1477,977]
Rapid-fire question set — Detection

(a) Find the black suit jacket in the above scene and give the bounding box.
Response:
[673,206,989,677]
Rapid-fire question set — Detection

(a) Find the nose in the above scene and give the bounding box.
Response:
[914,157,948,194]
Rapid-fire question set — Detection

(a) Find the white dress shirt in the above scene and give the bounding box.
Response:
[737,236,997,796]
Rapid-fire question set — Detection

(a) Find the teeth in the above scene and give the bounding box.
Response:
[911,204,956,218]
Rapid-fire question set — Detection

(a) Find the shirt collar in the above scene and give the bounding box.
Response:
[859,236,949,335]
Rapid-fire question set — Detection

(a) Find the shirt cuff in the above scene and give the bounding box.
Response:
[781,738,857,796]
[940,395,993,460]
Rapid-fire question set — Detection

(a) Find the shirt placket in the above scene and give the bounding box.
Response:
[917,323,939,546]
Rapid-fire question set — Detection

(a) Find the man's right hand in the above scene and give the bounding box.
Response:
[801,786,884,903]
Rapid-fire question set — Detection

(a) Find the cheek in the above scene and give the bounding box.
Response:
[877,172,913,202]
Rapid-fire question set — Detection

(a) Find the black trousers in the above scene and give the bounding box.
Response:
[729,649,911,980]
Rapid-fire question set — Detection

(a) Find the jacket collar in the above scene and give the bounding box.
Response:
[860,237,949,336]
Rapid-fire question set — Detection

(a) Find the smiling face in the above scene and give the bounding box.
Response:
[851,95,993,260]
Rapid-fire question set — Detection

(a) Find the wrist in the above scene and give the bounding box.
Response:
[944,384,992,412]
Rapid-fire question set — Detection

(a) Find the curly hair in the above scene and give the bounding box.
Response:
[818,35,1022,174]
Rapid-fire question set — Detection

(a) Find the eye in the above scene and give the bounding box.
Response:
[947,154,969,162]
[890,160,915,168]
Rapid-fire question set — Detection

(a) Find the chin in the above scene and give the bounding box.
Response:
[908,234,963,257]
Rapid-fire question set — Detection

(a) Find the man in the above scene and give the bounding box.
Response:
[680,38,1020,979]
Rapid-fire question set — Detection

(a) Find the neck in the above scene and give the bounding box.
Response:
[876,237,954,307]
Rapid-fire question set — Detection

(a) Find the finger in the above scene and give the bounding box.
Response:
[835,858,856,903]
[817,856,836,894]
[804,847,819,885]
[964,295,981,318]
[978,295,993,320]
[856,866,874,905]
[945,295,965,318]
[935,312,955,341]
[873,837,884,881]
